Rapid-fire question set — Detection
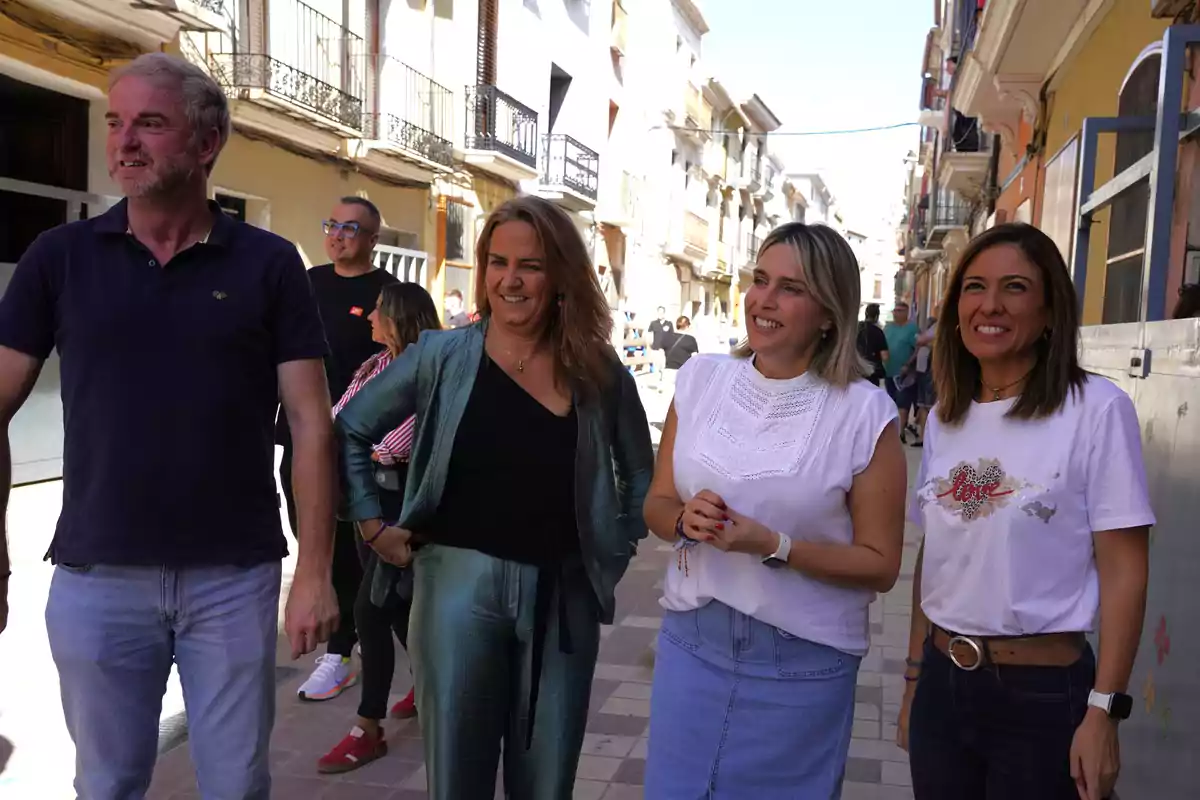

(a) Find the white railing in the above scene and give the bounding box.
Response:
[373,244,428,285]
[0,177,121,226]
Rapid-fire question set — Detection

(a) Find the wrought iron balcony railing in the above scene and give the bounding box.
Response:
[208,0,366,130]
[465,84,539,168]
[947,112,984,154]
[746,232,761,263]
[367,56,454,167]
[684,211,708,253]
[750,158,763,184]
[541,134,599,200]
[929,201,971,229]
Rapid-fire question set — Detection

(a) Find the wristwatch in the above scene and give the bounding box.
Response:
[761,531,792,568]
[1088,690,1133,721]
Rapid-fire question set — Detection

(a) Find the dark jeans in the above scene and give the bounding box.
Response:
[909,638,1096,799]
[280,441,362,658]
[354,536,413,720]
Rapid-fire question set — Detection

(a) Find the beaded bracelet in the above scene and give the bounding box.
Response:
[674,509,695,542]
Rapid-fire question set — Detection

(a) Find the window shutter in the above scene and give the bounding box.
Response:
[476,0,497,86]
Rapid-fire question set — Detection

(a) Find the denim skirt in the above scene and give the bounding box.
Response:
[645,601,861,799]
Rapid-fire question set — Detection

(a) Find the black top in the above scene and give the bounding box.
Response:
[417,356,579,566]
[648,318,673,349]
[662,331,699,370]
[857,321,889,381]
[308,264,399,403]
[0,200,329,567]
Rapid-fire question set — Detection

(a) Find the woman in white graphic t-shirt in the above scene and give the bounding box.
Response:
[899,223,1155,800]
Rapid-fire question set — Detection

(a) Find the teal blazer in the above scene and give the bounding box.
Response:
[334,320,655,623]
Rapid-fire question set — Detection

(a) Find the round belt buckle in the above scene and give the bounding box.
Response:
[947,635,984,671]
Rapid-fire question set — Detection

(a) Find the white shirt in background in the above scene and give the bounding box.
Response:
[663,354,898,656]
[909,375,1155,637]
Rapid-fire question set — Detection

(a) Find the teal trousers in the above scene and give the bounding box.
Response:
[408,544,602,800]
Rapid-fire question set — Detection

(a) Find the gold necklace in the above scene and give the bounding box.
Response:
[983,368,1034,401]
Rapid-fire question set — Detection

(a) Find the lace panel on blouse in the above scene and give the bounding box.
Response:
[692,359,829,482]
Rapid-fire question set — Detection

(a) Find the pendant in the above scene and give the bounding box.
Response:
[517,359,525,373]
[992,389,1000,401]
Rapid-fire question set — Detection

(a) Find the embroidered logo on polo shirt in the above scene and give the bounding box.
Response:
[349,306,364,316]
[934,459,1020,521]
[212,291,228,300]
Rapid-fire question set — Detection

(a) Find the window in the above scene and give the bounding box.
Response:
[214,193,247,222]
[873,278,882,301]
[444,201,475,263]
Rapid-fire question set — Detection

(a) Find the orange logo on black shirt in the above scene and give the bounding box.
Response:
[349,306,364,316]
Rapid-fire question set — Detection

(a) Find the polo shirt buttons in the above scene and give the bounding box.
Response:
[149,260,157,267]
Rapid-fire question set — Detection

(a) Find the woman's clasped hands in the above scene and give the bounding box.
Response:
[681,490,779,558]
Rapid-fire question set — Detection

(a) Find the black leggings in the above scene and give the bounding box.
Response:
[353,537,414,720]
[281,442,363,658]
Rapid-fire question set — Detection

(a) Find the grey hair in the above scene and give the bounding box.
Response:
[734,222,872,386]
[109,53,232,175]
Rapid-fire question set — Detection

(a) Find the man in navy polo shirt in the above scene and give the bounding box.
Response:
[0,53,338,798]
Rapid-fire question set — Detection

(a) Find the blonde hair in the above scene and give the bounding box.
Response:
[473,195,614,393]
[733,222,871,386]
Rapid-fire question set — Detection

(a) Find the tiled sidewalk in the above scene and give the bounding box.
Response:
[146,445,922,800]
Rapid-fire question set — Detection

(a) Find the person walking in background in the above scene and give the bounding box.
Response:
[909,314,938,447]
[642,222,907,798]
[659,315,700,392]
[884,300,919,442]
[334,195,655,799]
[282,197,400,703]
[898,224,1154,800]
[444,289,472,328]
[0,52,337,799]
[857,302,890,386]
[317,283,442,773]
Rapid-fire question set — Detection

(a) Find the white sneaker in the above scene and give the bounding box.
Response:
[297,653,358,701]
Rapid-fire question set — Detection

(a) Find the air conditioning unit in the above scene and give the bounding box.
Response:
[1151,0,1193,18]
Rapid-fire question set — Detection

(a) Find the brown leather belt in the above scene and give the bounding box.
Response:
[932,626,1085,670]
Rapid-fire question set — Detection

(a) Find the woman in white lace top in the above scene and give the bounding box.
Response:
[642,222,908,798]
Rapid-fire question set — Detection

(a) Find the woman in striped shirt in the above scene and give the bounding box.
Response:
[318,281,441,773]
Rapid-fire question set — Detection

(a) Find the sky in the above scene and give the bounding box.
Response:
[697,0,933,237]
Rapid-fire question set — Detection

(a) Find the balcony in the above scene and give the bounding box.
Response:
[681,83,712,142]
[208,0,366,134]
[21,0,225,50]
[925,200,971,249]
[364,56,454,171]
[746,232,761,265]
[938,113,990,198]
[538,134,600,211]
[463,84,540,182]
[664,210,709,265]
[611,1,628,55]
[597,170,637,228]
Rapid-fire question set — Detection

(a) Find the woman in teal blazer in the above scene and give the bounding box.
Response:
[334,195,655,799]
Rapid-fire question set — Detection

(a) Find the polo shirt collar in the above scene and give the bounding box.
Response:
[95,197,236,247]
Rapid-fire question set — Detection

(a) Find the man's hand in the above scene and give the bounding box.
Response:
[283,569,338,660]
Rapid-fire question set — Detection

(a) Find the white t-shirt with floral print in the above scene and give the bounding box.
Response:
[909,374,1155,637]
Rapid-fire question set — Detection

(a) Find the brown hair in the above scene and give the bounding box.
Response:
[933,222,1086,425]
[473,195,614,392]
[732,222,871,386]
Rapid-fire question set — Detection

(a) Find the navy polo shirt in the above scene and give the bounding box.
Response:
[0,200,329,567]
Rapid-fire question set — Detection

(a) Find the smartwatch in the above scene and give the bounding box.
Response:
[761,531,792,568]
[1087,690,1133,721]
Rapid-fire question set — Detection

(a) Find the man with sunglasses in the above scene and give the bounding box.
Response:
[279,197,399,703]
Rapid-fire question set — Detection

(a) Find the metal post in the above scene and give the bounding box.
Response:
[1073,120,1102,311]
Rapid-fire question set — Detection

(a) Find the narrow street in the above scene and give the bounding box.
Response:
[0,378,918,800]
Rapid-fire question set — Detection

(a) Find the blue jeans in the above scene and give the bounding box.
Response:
[645,602,861,799]
[45,562,282,800]
[908,638,1096,799]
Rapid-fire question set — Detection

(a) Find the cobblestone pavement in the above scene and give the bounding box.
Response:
[1,378,918,799]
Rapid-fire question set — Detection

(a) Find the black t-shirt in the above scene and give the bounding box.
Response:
[857,321,889,381]
[309,264,400,401]
[276,265,398,446]
[648,318,673,349]
[662,331,699,370]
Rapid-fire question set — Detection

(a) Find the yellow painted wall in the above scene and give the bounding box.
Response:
[211,134,434,269]
[0,16,118,91]
[1043,0,1168,324]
